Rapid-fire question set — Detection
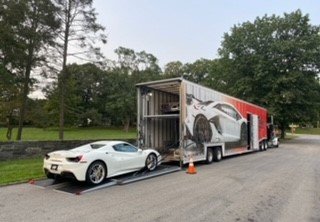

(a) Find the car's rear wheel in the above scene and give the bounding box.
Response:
[146,153,157,171]
[193,114,212,143]
[86,161,107,185]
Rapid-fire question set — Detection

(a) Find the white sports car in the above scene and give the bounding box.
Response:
[185,95,247,144]
[43,141,161,185]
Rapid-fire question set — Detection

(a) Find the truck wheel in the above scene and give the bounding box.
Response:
[193,114,212,143]
[264,141,268,150]
[206,148,213,164]
[213,147,222,162]
[86,161,107,185]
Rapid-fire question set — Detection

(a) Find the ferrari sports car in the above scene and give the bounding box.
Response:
[185,95,247,144]
[43,141,161,185]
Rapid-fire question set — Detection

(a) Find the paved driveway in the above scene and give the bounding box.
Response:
[0,134,319,222]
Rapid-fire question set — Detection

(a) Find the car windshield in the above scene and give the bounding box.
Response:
[90,144,106,149]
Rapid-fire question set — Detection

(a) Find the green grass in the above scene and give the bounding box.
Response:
[0,127,137,141]
[293,128,320,135]
[0,157,44,185]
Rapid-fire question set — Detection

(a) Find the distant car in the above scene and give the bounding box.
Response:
[43,141,161,185]
[185,95,247,144]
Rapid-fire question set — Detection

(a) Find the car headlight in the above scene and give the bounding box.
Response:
[45,154,50,160]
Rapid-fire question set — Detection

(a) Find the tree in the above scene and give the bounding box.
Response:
[106,47,162,131]
[163,61,184,78]
[53,0,107,140]
[0,0,60,140]
[219,10,320,138]
[45,63,107,127]
[0,65,20,140]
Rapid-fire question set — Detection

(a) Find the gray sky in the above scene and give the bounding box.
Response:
[93,0,320,68]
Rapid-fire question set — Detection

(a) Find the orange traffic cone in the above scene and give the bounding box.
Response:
[186,157,197,174]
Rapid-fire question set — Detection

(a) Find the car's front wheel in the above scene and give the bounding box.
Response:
[86,161,107,185]
[145,153,157,171]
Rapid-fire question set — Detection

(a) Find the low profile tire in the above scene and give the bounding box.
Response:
[193,114,212,143]
[206,148,214,164]
[86,161,107,185]
[146,153,158,171]
[213,147,222,162]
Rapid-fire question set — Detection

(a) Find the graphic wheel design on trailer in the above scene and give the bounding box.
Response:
[193,114,212,143]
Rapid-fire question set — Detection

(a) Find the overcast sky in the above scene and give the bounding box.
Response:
[93,0,320,68]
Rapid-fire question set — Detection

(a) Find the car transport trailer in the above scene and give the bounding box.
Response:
[136,78,276,165]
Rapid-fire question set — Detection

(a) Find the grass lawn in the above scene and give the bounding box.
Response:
[0,157,44,186]
[294,128,320,135]
[0,127,137,141]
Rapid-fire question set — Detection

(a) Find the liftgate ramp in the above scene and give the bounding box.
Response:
[31,165,180,195]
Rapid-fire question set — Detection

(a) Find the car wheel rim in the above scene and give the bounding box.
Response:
[147,155,157,171]
[89,164,105,184]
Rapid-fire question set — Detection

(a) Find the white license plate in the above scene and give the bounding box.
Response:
[51,164,58,171]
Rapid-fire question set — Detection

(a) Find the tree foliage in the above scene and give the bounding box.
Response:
[219,10,320,137]
[0,0,60,140]
[53,0,107,140]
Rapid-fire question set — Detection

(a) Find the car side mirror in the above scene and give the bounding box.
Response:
[138,149,143,153]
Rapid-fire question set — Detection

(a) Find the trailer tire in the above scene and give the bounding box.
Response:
[264,141,268,151]
[213,147,222,162]
[206,148,214,164]
[193,114,212,143]
[86,161,107,185]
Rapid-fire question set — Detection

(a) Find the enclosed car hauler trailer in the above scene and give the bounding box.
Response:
[136,78,271,164]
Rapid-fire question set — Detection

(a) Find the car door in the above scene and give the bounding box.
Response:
[111,143,145,174]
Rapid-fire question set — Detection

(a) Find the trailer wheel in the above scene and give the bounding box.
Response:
[86,161,107,185]
[206,148,214,164]
[145,153,157,171]
[264,141,268,151]
[213,147,222,162]
[193,114,212,143]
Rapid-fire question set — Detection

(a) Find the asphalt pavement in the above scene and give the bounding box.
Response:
[0,134,319,222]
